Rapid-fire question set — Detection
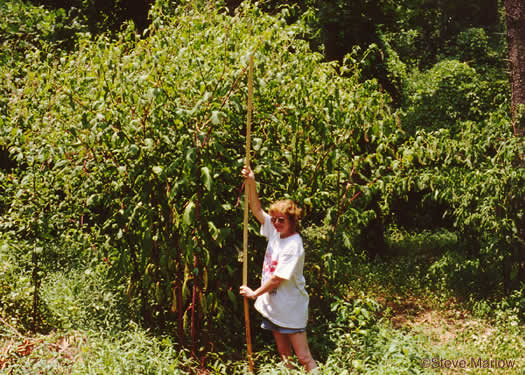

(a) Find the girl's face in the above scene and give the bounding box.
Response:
[270,212,295,238]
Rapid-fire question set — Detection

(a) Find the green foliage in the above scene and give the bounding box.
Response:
[71,326,192,374]
[427,251,484,296]
[472,285,525,322]
[3,255,524,373]
[0,232,94,331]
[312,0,397,60]
[0,0,85,63]
[403,60,484,132]
[502,287,525,321]
[384,114,525,295]
[41,266,128,332]
[29,0,155,36]
[0,324,194,374]
[0,0,85,137]
[383,29,421,68]
[0,239,34,329]
[386,227,460,257]
[323,295,432,375]
[1,0,396,350]
[455,27,490,64]
[268,0,506,103]
[319,255,525,375]
[392,0,501,69]
[1,0,524,372]
[329,296,381,335]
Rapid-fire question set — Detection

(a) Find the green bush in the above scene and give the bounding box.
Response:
[472,285,525,322]
[402,60,483,133]
[384,113,525,296]
[502,287,525,321]
[383,29,420,67]
[71,326,192,374]
[323,296,434,374]
[1,0,396,350]
[0,0,85,63]
[455,27,490,64]
[1,0,522,363]
[427,251,482,296]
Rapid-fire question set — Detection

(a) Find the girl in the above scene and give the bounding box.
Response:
[239,166,318,373]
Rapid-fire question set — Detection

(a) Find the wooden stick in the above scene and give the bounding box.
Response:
[243,54,255,373]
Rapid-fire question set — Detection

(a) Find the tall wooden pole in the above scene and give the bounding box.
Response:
[243,54,255,372]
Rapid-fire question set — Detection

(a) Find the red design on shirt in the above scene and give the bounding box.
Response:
[262,249,278,286]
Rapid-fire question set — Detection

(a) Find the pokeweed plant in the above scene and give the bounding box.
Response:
[1,0,397,354]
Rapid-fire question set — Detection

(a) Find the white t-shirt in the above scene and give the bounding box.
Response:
[254,212,309,329]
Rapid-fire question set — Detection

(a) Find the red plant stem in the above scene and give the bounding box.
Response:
[190,254,198,356]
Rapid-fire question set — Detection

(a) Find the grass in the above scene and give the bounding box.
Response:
[2,272,523,375]
[0,322,194,374]
[1,232,524,374]
[3,307,523,374]
[334,251,525,375]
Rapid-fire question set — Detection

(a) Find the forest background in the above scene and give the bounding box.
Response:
[0,0,524,373]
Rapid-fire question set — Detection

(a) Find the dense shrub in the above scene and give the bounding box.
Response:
[323,296,431,374]
[402,60,483,133]
[384,114,525,296]
[385,227,460,257]
[427,251,484,296]
[0,325,194,374]
[1,0,396,351]
[0,0,85,63]
[454,27,490,64]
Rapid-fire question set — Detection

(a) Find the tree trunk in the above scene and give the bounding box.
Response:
[504,0,525,136]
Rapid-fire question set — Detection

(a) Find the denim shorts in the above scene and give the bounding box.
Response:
[261,317,306,334]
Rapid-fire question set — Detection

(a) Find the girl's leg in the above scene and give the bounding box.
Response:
[288,331,318,372]
[272,330,293,368]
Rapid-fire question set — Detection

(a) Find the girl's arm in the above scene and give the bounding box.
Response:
[240,275,284,299]
[242,166,265,225]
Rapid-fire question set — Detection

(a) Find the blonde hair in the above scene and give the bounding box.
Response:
[268,199,303,229]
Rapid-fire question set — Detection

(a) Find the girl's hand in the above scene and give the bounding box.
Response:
[239,285,256,300]
[241,166,255,181]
